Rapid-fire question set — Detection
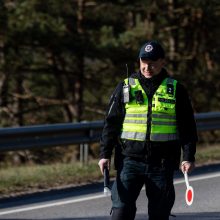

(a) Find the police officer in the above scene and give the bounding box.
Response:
[98,40,197,220]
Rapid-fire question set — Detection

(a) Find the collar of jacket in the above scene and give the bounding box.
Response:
[133,68,168,98]
[138,68,168,84]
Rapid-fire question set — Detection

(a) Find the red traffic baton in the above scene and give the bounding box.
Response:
[103,166,111,196]
[184,171,194,206]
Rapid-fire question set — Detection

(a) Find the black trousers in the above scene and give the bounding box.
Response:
[111,157,175,220]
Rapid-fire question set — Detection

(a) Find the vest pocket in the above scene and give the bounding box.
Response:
[154,97,175,114]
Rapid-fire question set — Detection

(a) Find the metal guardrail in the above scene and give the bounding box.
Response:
[0,112,220,152]
[0,121,103,152]
[195,112,220,131]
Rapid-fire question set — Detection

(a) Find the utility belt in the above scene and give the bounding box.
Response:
[125,156,174,169]
[124,154,165,165]
[145,157,166,166]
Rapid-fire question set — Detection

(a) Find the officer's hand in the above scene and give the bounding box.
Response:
[98,158,110,175]
[181,161,195,174]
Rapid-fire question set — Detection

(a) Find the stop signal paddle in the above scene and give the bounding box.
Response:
[184,171,194,206]
[103,166,111,196]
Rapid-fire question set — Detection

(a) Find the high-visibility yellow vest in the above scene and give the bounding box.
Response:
[120,77,179,142]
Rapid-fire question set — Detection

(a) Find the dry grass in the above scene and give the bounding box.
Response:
[0,144,220,197]
[196,144,220,165]
[0,160,103,196]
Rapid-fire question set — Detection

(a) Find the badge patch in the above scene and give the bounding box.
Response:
[158,98,175,104]
[145,45,153,52]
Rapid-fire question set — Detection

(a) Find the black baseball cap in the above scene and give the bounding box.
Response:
[139,41,165,61]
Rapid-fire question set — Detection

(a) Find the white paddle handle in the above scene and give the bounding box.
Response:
[184,171,190,188]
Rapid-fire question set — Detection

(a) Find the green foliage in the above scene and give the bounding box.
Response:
[0,0,220,164]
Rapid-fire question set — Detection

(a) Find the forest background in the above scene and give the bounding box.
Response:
[0,0,220,166]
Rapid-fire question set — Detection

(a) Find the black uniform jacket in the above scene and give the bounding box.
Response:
[100,69,198,170]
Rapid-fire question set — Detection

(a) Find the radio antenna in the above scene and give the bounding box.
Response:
[126,63,129,79]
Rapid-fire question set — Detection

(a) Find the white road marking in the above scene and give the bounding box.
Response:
[0,194,106,216]
[1,172,220,216]
[174,172,220,184]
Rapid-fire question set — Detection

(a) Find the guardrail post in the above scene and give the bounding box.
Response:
[80,144,84,166]
[84,143,89,166]
[80,143,89,166]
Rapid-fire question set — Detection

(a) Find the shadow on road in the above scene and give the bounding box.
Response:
[1,212,220,220]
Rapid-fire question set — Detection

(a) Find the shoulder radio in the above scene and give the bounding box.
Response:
[123,64,131,103]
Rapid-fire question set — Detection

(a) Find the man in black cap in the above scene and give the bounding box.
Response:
[98,40,197,220]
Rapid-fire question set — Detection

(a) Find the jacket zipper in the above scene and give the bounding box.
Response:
[146,96,153,140]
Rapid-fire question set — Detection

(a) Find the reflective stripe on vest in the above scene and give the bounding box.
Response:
[121,77,179,142]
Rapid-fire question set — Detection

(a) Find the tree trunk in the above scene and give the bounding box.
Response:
[74,0,85,122]
[167,0,179,72]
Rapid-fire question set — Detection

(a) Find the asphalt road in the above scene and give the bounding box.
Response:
[0,163,220,220]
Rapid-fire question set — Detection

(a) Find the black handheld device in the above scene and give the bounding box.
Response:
[103,166,111,196]
[135,90,144,104]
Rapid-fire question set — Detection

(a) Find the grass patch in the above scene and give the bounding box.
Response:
[0,144,220,197]
[0,160,104,196]
[196,144,220,164]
